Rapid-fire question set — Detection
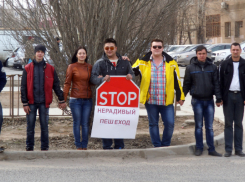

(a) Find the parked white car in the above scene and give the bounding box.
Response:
[211,49,230,63]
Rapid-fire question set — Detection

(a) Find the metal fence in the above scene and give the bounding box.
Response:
[4,74,184,120]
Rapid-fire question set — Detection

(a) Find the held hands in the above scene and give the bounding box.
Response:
[23,106,31,115]
[216,101,223,107]
[59,103,67,110]
[126,74,132,80]
[177,100,184,106]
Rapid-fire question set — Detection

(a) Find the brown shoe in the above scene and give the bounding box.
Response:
[82,148,87,150]
[77,148,83,150]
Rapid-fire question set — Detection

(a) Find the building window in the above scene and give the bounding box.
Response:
[225,22,231,38]
[235,21,243,38]
[206,14,221,37]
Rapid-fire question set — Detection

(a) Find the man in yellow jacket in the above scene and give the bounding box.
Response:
[132,39,185,147]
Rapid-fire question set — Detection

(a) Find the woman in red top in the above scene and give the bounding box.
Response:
[63,46,92,150]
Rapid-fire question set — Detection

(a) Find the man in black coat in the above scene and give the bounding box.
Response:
[220,42,245,157]
[183,45,222,157]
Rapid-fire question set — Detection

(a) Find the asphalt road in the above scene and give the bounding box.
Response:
[0,153,245,182]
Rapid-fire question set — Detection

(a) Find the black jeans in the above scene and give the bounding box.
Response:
[223,92,244,152]
[26,103,49,150]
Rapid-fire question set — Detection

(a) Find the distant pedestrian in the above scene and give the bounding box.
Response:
[183,45,222,157]
[21,44,66,151]
[132,39,185,148]
[63,46,92,150]
[0,62,7,153]
[220,42,245,157]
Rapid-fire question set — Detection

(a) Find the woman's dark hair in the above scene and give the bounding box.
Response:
[71,46,88,64]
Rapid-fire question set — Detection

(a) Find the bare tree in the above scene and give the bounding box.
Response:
[3,0,187,77]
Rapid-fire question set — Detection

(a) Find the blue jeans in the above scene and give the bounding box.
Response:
[145,103,175,147]
[26,103,49,150]
[191,98,215,152]
[70,98,92,149]
[223,92,244,152]
[0,102,3,134]
[102,139,124,149]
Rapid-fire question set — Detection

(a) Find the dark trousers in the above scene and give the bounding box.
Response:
[26,103,49,150]
[102,139,124,149]
[223,92,244,152]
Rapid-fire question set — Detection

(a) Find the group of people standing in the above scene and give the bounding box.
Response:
[0,38,244,158]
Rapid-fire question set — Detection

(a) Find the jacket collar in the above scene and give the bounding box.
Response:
[227,56,245,66]
[32,59,46,68]
[192,56,213,65]
[141,51,173,63]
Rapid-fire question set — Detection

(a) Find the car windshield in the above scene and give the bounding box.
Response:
[168,46,179,52]
[184,45,196,52]
[173,46,190,52]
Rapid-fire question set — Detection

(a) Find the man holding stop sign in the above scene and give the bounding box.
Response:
[132,39,185,148]
[90,38,135,150]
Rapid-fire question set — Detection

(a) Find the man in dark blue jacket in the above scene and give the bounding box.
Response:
[0,62,7,153]
[183,45,222,157]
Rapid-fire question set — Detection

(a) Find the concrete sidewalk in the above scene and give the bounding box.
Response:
[0,94,226,161]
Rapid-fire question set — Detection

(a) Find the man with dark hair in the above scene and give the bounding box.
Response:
[220,42,245,157]
[90,38,134,150]
[132,39,185,148]
[21,44,66,151]
[183,45,222,157]
[0,62,7,153]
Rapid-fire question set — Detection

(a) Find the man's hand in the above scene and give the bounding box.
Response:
[216,101,223,107]
[126,74,133,80]
[98,75,103,78]
[103,75,110,82]
[122,56,130,62]
[59,103,67,110]
[23,106,31,115]
[177,100,184,106]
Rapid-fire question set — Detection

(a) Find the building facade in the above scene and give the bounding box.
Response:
[205,0,245,44]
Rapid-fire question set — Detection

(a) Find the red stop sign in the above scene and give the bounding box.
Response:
[96,76,139,107]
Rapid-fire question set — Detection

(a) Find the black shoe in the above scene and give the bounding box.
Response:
[235,151,245,157]
[0,147,4,153]
[26,148,33,151]
[224,151,232,157]
[195,149,203,156]
[41,148,49,151]
[208,151,222,157]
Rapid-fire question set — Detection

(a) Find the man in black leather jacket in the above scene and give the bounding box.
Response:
[183,45,222,157]
[219,42,245,157]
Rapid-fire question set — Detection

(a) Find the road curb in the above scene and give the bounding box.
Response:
[0,115,225,161]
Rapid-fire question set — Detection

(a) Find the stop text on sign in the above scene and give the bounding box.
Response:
[99,91,137,106]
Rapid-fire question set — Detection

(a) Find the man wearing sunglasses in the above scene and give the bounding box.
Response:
[91,38,134,150]
[132,39,185,148]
